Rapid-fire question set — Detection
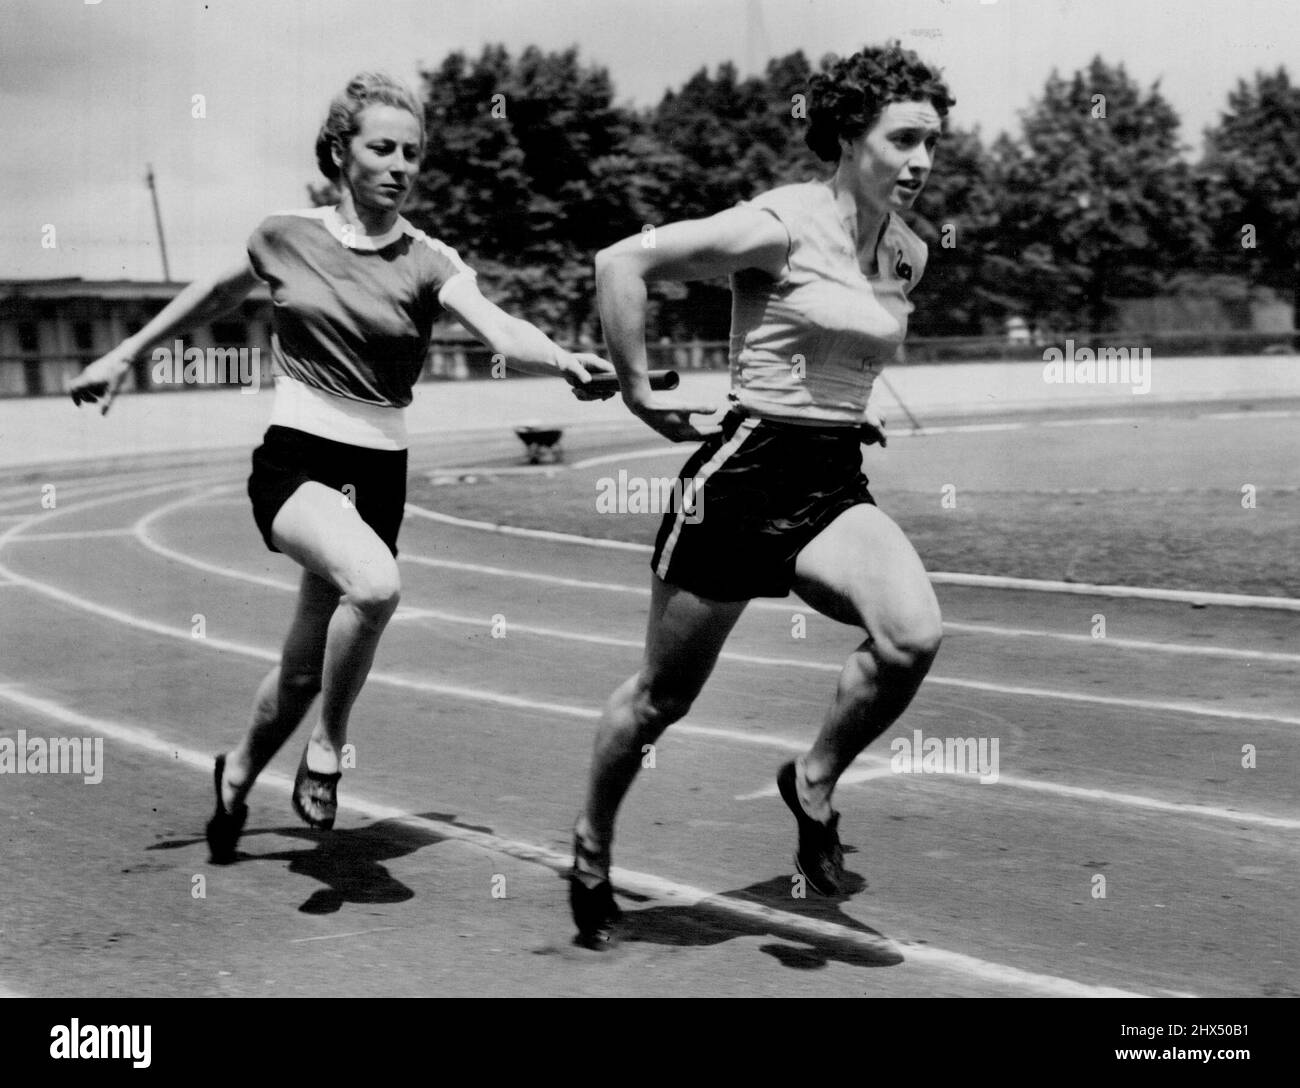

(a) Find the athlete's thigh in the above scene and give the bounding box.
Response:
[641,575,748,704]
[791,503,939,644]
[270,481,398,597]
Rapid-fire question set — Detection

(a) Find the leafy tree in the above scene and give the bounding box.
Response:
[908,125,1001,336]
[405,45,644,339]
[993,57,1206,330]
[1199,67,1300,328]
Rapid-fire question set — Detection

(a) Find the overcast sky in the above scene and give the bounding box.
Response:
[2,0,1296,281]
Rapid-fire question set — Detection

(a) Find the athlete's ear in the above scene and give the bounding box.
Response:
[331,137,345,175]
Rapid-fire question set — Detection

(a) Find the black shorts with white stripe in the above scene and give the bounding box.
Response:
[651,410,875,601]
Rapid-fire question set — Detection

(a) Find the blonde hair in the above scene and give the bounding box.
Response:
[315,72,425,180]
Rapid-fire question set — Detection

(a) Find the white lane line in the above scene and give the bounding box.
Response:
[731,756,1300,831]
[943,621,1300,666]
[400,608,1300,724]
[0,681,1148,998]
[401,553,1298,663]
[0,479,231,539]
[926,677,1300,728]
[0,466,236,512]
[952,776,1300,831]
[404,553,652,596]
[928,572,1300,612]
[289,928,397,944]
[736,764,898,800]
[569,446,679,470]
[130,497,1300,730]
[404,504,648,552]
[1038,417,1146,428]
[403,502,1300,612]
[1201,410,1300,421]
[7,528,136,542]
[916,422,1027,434]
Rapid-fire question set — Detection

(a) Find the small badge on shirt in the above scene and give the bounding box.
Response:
[894,249,913,282]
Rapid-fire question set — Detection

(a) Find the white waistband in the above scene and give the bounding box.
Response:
[268,375,408,449]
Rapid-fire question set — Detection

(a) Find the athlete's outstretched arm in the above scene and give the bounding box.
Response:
[594,207,788,441]
[438,276,615,399]
[69,255,263,411]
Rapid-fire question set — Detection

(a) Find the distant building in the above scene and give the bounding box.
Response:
[0,278,477,396]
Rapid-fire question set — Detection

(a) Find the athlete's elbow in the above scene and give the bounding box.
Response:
[594,245,619,281]
[596,245,647,300]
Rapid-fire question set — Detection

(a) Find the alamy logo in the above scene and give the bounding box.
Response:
[151,339,262,393]
[0,731,104,784]
[50,1020,151,1068]
[595,471,704,523]
[1042,339,1151,394]
[890,729,1000,783]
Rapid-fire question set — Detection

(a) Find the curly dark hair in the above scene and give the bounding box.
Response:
[314,72,425,181]
[805,42,956,163]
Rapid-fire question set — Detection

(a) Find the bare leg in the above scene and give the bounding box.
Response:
[268,482,401,778]
[577,575,747,855]
[790,504,943,820]
[220,482,399,810]
[220,569,339,808]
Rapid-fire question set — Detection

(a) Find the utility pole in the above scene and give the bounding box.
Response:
[146,163,172,282]
[744,0,770,78]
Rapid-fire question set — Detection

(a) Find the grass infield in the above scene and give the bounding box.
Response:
[407,470,1300,600]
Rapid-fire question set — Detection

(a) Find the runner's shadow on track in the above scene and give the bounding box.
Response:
[596,871,904,970]
[153,812,490,916]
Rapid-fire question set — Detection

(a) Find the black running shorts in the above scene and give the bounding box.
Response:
[247,425,408,557]
[651,410,875,601]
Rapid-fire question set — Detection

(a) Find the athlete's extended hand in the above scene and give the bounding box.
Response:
[557,351,618,401]
[627,395,723,443]
[67,348,134,415]
[858,409,887,448]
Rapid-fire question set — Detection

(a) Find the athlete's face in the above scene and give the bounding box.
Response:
[841,99,942,212]
[336,105,424,214]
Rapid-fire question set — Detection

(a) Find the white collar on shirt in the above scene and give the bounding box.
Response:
[316,205,410,251]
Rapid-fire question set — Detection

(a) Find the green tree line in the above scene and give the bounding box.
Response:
[319,46,1299,341]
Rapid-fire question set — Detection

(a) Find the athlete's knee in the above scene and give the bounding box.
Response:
[863,594,943,671]
[630,680,694,734]
[874,616,942,670]
[342,563,402,626]
[280,665,323,699]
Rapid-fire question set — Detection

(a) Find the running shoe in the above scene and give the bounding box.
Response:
[777,760,844,895]
[292,748,341,830]
[569,828,621,945]
[206,753,248,865]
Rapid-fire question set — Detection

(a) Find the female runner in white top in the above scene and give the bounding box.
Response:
[570,44,954,941]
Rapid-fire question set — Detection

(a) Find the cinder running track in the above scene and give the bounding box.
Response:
[0,405,1296,998]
